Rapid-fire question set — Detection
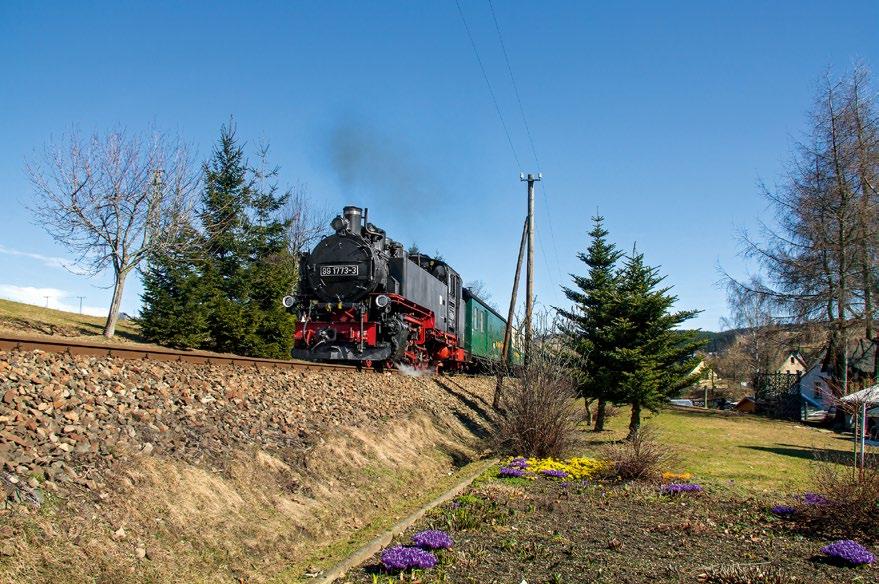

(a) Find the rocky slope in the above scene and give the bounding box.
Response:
[0,349,498,582]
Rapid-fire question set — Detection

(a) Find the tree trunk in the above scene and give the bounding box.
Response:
[103,270,128,338]
[627,402,642,440]
[583,397,592,426]
[593,398,607,432]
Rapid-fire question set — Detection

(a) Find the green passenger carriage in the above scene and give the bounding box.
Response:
[463,289,519,366]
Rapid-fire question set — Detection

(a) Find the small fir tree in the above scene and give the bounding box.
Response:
[557,215,625,432]
[610,250,705,439]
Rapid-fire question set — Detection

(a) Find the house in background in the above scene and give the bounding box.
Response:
[777,351,808,375]
[797,340,876,422]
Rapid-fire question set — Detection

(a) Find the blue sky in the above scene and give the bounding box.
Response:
[0,1,877,328]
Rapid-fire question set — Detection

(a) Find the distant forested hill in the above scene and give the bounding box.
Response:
[682,329,741,353]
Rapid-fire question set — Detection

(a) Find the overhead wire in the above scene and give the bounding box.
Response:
[454,0,523,172]
[486,0,565,284]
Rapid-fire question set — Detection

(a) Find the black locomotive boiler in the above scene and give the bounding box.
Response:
[284,206,469,370]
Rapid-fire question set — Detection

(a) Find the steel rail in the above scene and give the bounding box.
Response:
[0,333,355,372]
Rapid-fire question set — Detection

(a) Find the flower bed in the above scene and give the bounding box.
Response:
[380,546,437,571]
[377,529,454,573]
[820,540,874,566]
[660,482,703,495]
[498,456,609,481]
[802,492,828,505]
[771,504,796,516]
[411,530,453,550]
[662,471,693,482]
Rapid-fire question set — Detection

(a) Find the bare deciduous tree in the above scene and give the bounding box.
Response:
[727,65,879,391]
[720,277,782,379]
[27,129,199,337]
[284,183,330,256]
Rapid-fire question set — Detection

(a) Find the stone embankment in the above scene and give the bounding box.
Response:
[0,348,498,582]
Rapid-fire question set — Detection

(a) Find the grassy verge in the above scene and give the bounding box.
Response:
[580,406,855,494]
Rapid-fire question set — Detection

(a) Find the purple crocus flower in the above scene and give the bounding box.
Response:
[771,505,796,516]
[661,483,703,494]
[821,540,875,565]
[499,466,526,478]
[412,530,453,550]
[540,469,569,479]
[802,492,828,505]
[380,545,438,571]
[508,457,528,469]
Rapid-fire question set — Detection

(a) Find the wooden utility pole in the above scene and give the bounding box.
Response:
[494,217,529,409]
[521,172,541,365]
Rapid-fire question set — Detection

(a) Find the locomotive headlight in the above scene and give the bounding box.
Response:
[375,294,390,308]
[282,295,296,308]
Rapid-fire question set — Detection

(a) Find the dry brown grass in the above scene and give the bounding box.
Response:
[599,426,677,482]
[797,456,879,542]
[0,406,492,584]
[0,298,143,343]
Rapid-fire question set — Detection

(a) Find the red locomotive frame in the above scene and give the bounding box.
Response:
[294,293,466,371]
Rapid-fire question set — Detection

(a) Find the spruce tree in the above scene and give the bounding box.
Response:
[557,215,625,432]
[138,226,210,348]
[139,122,298,359]
[198,124,297,358]
[611,251,705,439]
[238,152,298,359]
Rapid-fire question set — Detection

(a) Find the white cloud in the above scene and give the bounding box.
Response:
[0,244,86,274]
[0,284,108,317]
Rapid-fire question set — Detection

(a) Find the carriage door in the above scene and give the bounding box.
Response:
[447,274,460,334]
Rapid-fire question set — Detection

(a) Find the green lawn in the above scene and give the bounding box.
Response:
[582,406,858,495]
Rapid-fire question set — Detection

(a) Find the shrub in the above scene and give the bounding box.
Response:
[599,426,676,482]
[799,459,879,540]
[494,341,583,458]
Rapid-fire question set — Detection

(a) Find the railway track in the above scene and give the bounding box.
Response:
[0,333,356,372]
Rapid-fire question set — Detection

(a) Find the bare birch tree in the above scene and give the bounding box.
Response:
[27,129,199,337]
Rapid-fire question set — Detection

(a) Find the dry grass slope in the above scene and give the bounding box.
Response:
[0,298,143,344]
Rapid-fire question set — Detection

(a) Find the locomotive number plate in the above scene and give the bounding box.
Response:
[320,264,358,277]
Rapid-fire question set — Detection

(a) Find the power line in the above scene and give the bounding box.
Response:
[487,0,539,170]
[454,0,522,171]
[486,0,564,283]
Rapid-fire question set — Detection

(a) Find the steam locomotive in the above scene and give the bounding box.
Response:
[283,206,510,371]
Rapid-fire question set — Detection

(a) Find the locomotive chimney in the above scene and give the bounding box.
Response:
[343,206,363,235]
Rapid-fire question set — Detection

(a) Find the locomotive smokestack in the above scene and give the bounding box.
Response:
[343,206,363,235]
